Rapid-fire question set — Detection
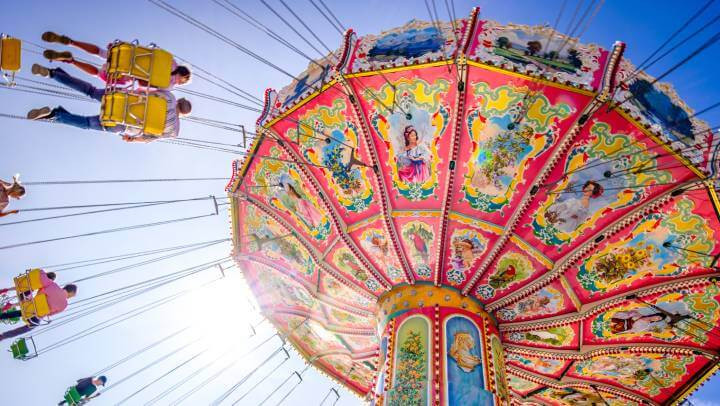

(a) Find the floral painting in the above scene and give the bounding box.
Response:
[250,146,332,241]
[490,335,510,402]
[462,81,572,213]
[369,78,449,200]
[445,316,494,406]
[577,197,716,296]
[531,121,673,247]
[389,316,429,406]
[401,221,434,279]
[446,228,489,285]
[286,98,375,213]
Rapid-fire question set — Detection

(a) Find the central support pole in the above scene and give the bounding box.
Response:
[371,285,509,406]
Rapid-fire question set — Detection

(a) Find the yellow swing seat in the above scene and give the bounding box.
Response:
[20,292,50,322]
[100,91,168,137]
[1,36,21,85]
[106,42,173,88]
[13,268,44,294]
[0,36,21,72]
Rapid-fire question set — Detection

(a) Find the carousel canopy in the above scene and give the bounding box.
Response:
[228,8,720,405]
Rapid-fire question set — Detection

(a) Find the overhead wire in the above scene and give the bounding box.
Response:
[230,351,291,405]
[625,0,716,82]
[144,340,249,406]
[0,211,218,251]
[307,0,343,35]
[22,177,229,186]
[35,276,225,355]
[0,195,220,227]
[257,367,305,406]
[317,0,346,31]
[610,29,720,111]
[212,346,288,405]
[93,326,192,376]
[41,238,230,271]
[273,365,310,406]
[172,54,264,106]
[116,348,209,405]
[148,0,299,80]
[33,259,230,335]
[103,337,203,392]
[169,332,283,405]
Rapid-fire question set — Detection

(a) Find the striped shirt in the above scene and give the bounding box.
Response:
[125,90,179,141]
[157,90,179,139]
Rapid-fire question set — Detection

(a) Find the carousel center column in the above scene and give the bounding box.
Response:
[371,284,510,406]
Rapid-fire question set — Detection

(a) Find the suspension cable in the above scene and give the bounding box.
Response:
[36,276,224,354]
[0,211,218,251]
[0,196,219,227]
[148,0,299,80]
[170,333,283,405]
[611,29,720,111]
[212,346,287,405]
[93,326,191,375]
[176,88,262,110]
[274,365,310,406]
[44,263,230,333]
[144,341,246,406]
[307,0,343,35]
[317,0,346,31]
[41,238,230,270]
[34,260,229,334]
[231,354,291,405]
[103,338,203,392]
[626,0,716,81]
[22,177,229,186]
[173,55,264,106]
[117,348,209,405]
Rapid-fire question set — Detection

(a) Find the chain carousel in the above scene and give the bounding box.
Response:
[226,7,720,406]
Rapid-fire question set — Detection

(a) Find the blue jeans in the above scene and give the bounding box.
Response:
[50,67,105,101]
[52,106,124,133]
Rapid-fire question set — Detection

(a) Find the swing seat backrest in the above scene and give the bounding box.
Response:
[100,91,168,136]
[0,37,21,72]
[106,42,173,88]
[64,386,83,405]
[13,268,43,294]
[10,338,29,359]
[20,292,50,320]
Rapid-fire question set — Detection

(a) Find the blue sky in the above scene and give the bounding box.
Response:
[1,1,718,404]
